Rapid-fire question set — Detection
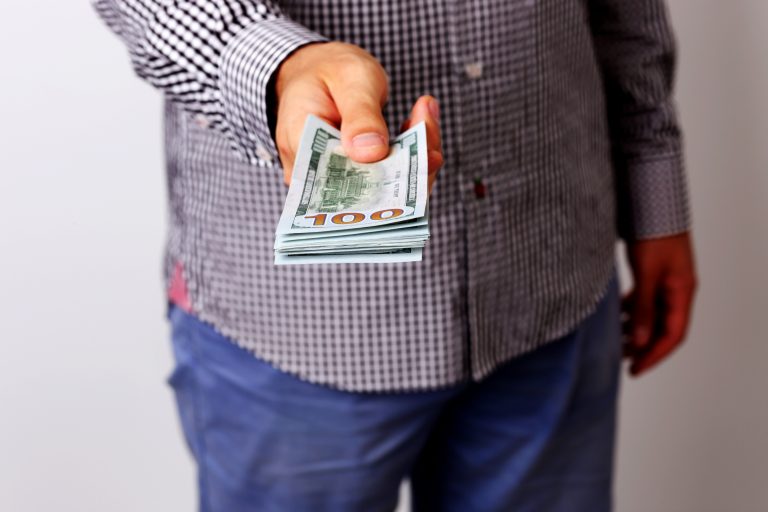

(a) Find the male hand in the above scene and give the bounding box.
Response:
[274,42,443,192]
[623,232,698,376]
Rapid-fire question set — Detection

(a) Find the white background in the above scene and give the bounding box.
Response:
[1,1,766,511]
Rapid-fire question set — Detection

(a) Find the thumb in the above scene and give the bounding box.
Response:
[335,87,390,163]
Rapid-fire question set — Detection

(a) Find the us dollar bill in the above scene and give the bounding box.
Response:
[276,115,428,236]
[274,115,430,265]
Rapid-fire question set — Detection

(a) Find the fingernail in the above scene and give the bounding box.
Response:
[428,99,440,121]
[352,132,386,148]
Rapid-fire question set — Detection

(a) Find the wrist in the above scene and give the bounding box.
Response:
[218,17,327,164]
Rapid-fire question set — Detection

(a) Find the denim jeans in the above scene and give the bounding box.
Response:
[166,270,621,511]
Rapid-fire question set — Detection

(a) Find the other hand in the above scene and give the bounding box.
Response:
[622,232,698,376]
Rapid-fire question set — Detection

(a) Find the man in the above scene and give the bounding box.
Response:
[95,0,697,510]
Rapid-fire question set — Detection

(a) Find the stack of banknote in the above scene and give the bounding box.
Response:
[275,115,429,264]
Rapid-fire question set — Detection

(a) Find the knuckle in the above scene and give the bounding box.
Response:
[329,41,360,54]
[333,53,364,74]
[330,49,377,74]
[430,151,445,170]
[329,52,387,85]
[276,139,292,160]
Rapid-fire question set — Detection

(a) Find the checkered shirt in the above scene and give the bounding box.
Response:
[94,0,690,391]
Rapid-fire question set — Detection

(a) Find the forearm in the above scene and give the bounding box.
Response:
[589,0,691,240]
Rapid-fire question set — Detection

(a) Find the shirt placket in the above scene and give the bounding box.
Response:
[447,0,492,379]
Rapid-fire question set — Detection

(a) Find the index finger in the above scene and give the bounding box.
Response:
[405,96,442,151]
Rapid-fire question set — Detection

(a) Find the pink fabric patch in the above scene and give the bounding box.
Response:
[168,261,193,313]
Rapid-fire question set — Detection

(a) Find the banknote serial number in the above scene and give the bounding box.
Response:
[305,209,405,226]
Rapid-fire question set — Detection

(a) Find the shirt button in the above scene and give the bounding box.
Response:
[255,144,273,163]
[464,62,484,79]
[473,177,486,199]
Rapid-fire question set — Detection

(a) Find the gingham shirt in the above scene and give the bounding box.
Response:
[95,0,690,391]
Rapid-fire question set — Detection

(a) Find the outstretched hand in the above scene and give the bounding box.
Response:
[274,42,442,189]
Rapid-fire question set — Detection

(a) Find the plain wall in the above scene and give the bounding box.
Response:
[1,1,765,511]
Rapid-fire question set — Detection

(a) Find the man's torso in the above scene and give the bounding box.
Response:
[164,0,617,391]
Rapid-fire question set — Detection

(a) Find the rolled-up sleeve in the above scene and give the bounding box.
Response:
[589,0,691,240]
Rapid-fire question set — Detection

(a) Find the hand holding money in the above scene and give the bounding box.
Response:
[274,116,430,264]
[274,42,443,191]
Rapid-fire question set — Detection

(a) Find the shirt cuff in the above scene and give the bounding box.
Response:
[219,17,327,165]
[619,155,692,241]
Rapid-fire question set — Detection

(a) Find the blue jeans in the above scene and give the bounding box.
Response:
[166,271,621,511]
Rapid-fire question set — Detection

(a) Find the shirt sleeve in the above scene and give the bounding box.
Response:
[92,0,327,164]
[589,0,691,240]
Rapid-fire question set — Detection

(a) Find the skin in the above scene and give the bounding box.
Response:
[275,41,698,377]
[274,41,443,191]
[623,232,698,376]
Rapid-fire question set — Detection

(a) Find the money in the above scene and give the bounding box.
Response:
[275,115,429,264]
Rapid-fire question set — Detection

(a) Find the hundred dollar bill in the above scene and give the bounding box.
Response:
[274,115,430,264]
[274,248,423,265]
[275,115,428,236]
[275,213,428,245]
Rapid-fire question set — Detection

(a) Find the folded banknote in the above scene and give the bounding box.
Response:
[274,115,430,265]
